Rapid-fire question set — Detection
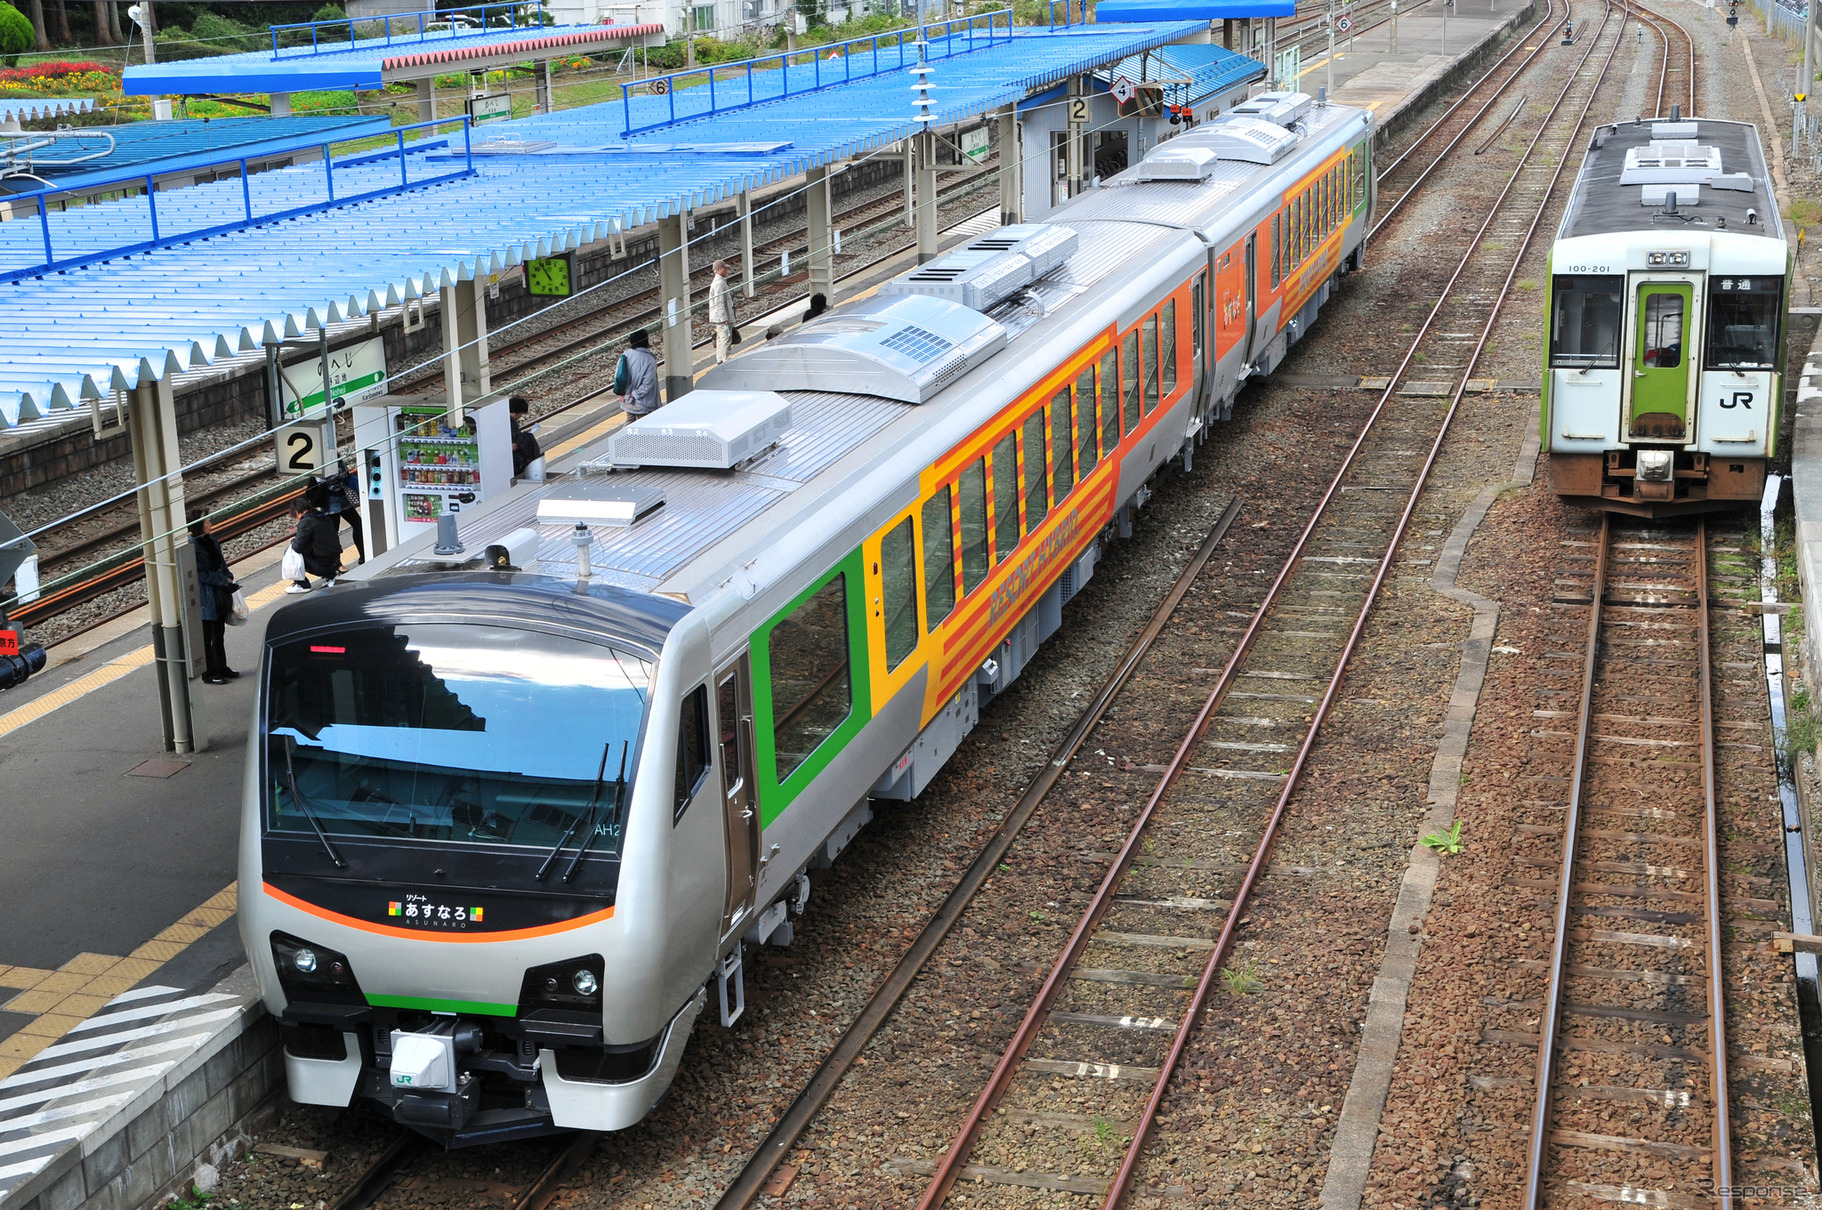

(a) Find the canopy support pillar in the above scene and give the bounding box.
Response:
[658,211,695,402]
[128,376,193,755]
[807,164,835,305]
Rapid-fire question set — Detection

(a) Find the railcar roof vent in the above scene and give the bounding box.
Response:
[1619,141,1723,186]
[1137,144,1220,181]
[536,481,666,526]
[699,293,1006,404]
[879,224,1079,312]
[1229,90,1313,127]
[1650,120,1700,140]
[1194,116,1299,164]
[602,390,792,469]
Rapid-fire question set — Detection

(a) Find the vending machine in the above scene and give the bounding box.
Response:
[352,394,513,559]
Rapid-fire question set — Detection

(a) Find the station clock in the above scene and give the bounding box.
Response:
[526,254,576,298]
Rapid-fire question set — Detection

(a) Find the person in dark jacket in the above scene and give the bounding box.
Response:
[286,491,343,594]
[188,509,238,684]
[321,460,365,565]
[509,395,543,477]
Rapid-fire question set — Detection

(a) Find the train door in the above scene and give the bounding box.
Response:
[1243,233,1258,364]
[716,655,760,940]
[1628,281,1696,441]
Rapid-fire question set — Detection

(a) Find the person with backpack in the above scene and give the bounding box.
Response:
[321,459,365,565]
[614,329,662,418]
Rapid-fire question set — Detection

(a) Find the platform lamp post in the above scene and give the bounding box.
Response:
[1389,0,1398,54]
[1326,0,1335,96]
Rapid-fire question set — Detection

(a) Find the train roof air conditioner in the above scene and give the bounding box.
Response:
[697,294,1008,404]
[879,224,1079,312]
[1194,116,1298,164]
[1229,90,1313,127]
[1619,141,1723,186]
[1137,144,1220,181]
[602,390,792,469]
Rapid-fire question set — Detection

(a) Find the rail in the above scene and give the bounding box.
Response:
[269,0,547,58]
[0,116,474,287]
[1521,518,1732,1208]
[618,9,1014,138]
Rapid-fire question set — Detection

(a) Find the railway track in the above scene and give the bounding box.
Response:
[1616,0,1697,119]
[897,6,1630,1206]
[1520,518,1733,1207]
[324,1132,595,1210]
[692,6,1643,1208]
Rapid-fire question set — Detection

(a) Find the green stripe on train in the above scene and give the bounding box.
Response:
[366,993,517,1016]
[750,548,874,828]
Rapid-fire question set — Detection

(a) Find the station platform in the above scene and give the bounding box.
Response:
[0,6,1542,1207]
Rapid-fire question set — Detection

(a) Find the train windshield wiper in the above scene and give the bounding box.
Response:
[282,735,346,869]
[537,741,614,882]
[564,743,628,884]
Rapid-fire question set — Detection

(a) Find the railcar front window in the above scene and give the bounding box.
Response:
[265,626,650,852]
[1706,277,1781,368]
[1549,275,1623,368]
[1641,292,1684,368]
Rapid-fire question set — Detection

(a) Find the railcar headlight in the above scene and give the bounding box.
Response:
[518,955,606,1014]
[270,931,364,1006]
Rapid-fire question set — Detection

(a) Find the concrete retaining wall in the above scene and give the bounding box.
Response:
[0,977,282,1210]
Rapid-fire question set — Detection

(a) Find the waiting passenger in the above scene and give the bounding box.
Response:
[615,328,662,418]
[708,259,735,365]
[285,493,343,594]
[187,508,239,684]
[320,459,365,565]
[509,395,543,477]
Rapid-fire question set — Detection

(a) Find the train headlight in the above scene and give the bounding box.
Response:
[518,955,606,1014]
[270,931,364,1006]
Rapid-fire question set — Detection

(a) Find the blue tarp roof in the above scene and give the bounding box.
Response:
[1097,0,1296,19]
[123,23,657,95]
[20,115,390,188]
[1092,42,1264,104]
[2,21,1203,425]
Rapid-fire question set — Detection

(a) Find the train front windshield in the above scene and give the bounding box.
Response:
[264,624,650,853]
[1706,277,1782,369]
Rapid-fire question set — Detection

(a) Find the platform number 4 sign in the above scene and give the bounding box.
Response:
[1110,77,1136,106]
[278,421,332,477]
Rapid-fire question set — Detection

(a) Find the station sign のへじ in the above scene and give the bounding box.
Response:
[279,336,389,420]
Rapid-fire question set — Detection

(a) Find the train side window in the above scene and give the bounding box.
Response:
[1142,314,1160,414]
[992,433,1019,562]
[1161,300,1178,396]
[1122,330,1141,432]
[1271,214,1282,288]
[1077,364,1099,478]
[716,676,742,796]
[1548,274,1624,369]
[674,683,711,821]
[1023,410,1049,532]
[769,574,851,781]
[1051,389,1074,503]
[959,459,989,592]
[1191,274,1205,360]
[880,517,918,672]
[922,487,956,631]
[1100,348,1120,453]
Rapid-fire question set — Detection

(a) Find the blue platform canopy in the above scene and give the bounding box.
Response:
[16,115,390,191]
[1092,43,1264,103]
[1095,0,1296,18]
[123,23,664,96]
[3,19,1205,426]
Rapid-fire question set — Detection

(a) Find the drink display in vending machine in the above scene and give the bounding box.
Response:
[351,395,515,556]
[396,404,483,523]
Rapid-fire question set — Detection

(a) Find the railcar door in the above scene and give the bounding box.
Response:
[1629,281,1696,441]
[717,656,760,939]
[1243,233,1258,365]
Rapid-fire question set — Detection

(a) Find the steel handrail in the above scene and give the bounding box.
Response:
[0,130,116,172]
[618,9,1013,138]
[269,0,546,58]
[1,115,474,286]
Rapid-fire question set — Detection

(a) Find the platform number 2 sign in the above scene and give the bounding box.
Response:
[1067,97,1089,124]
[278,421,332,476]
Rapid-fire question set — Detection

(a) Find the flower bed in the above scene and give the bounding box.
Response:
[0,60,118,97]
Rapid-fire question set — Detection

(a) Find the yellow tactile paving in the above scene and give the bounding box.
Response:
[0,1034,52,1061]
[0,967,53,990]
[0,646,156,742]
[19,1013,83,1038]
[547,409,627,461]
[33,971,97,995]
[104,957,162,982]
[49,993,110,1019]
[127,939,185,964]
[60,952,119,976]
[2,990,66,1015]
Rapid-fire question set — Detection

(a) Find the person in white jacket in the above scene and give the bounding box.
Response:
[709,259,734,364]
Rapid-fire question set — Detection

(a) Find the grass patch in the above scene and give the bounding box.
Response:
[1420,820,1465,855]
[1221,961,1262,996]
